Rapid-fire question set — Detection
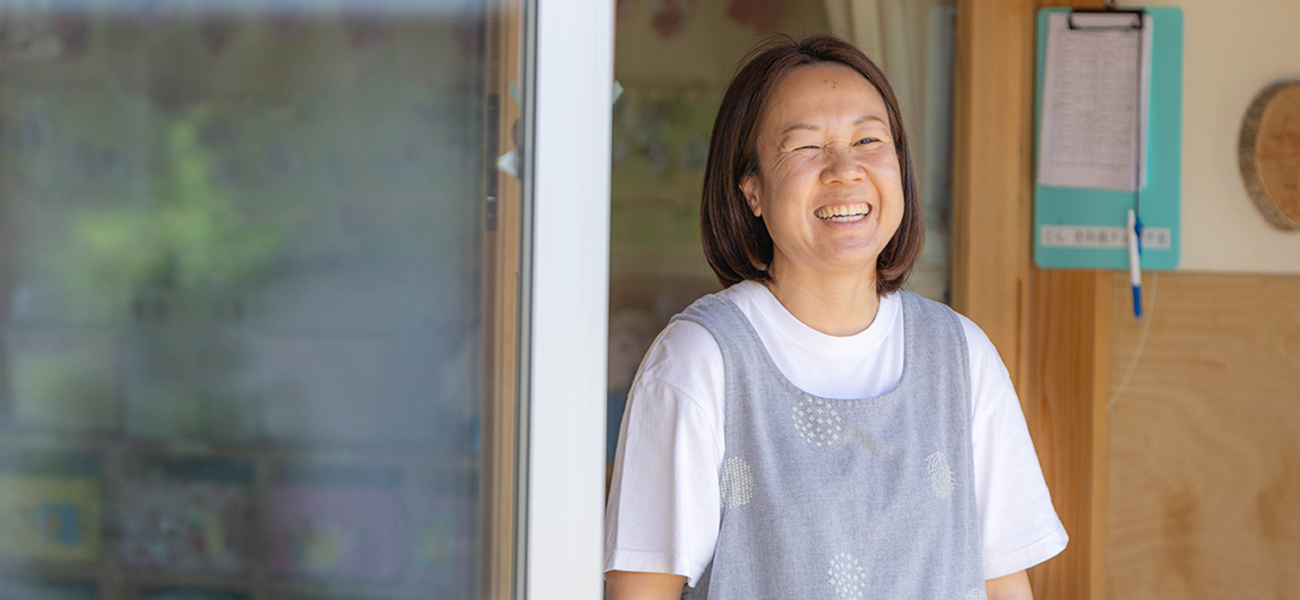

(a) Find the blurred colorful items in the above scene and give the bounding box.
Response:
[411,485,475,592]
[0,580,97,600]
[652,0,693,38]
[724,0,782,30]
[137,589,249,600]
[0,3,86,65]
[4,327,120,433]
[0,452,101,562]
[267,466,403,581]
[117,459,253,572]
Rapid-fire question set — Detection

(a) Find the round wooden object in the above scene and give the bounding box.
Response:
[1239,82,1300,230]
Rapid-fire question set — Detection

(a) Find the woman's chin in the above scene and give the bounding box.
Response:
[776,256,879,281]
[817,242,886,270]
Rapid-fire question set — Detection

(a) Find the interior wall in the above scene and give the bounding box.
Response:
[1100,0,1300,595]
[615,0,830,88]
[1105,271,1300,598]
[1136,0,1300,274]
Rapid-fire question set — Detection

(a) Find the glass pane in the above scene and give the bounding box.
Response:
[0,1,527,599]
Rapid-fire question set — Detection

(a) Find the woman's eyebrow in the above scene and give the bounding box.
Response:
[779,123,820,136]
[778,115,888,137]
[854,115,888,127]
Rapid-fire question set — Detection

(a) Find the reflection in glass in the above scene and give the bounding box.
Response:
[0,1,505,598]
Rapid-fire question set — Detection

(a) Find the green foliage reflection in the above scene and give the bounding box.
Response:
[57,107,285,297]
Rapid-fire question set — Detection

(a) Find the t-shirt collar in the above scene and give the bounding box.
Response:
[733,280,900,356]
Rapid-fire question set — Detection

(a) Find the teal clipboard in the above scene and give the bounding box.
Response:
[1034,7,1183,270]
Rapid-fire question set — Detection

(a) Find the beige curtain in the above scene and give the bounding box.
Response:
[823,0,956,301]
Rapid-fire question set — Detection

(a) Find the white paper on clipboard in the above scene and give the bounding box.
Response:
[1038,11,1153,191]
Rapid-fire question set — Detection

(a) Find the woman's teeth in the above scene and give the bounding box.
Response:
[815,204,871,222]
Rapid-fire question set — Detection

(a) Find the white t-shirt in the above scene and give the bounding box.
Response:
[604,281,1068,586]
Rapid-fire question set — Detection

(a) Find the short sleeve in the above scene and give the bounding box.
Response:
[604,320,726,587]
[959,315,1070,579]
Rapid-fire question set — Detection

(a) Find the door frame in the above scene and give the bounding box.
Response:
[521,0,615,597]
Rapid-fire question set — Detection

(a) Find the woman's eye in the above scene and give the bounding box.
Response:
[855,138,878,146]
[796,144,819,151]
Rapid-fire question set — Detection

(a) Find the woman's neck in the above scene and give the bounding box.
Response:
[763,262,881,337]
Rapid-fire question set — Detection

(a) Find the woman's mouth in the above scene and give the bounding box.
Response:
[814,203,872,223]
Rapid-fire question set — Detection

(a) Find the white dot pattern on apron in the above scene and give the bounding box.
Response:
[791,396,843,447]
[719,457,754,509]
[828,552,867,599]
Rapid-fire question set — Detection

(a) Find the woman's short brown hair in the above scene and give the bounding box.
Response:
[700,35,923,295]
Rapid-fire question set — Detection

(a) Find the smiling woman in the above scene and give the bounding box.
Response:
[700,40,922,305]
[739,64,906,321]
[605,35,1065,600]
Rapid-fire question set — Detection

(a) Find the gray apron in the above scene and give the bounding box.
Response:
[676,291,986,599]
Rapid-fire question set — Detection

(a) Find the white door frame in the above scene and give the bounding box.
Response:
[524,0,613,597]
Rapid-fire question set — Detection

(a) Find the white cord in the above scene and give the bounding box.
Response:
[1106,271,1157,412]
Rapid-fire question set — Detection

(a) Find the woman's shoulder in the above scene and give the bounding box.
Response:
[895,289,958,320]
[627,316,728,437]
[890,291,1004,365]
[670,282,760,323]
[650,282,769,363]
[638,315,725,391]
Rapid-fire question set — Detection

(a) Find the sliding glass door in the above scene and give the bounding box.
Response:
[0,0,610,598]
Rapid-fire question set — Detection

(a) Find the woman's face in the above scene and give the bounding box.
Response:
[740,63,905,283]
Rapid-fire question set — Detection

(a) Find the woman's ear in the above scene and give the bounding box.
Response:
[739,175,762,217]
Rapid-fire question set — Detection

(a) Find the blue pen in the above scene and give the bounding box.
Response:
[1126,209,1142,319]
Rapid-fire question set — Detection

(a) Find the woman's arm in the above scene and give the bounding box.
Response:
[986,570,1033,600]
[606,570,686,600]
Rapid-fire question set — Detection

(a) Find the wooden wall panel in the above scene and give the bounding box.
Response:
[1024,269,1112,600]
[956,3,1299,600]
[951,0,1035,393]
[954,0,1112,597]
[1106,271,1300,599]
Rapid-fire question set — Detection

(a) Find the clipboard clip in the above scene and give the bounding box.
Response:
[1068,1,1145,30]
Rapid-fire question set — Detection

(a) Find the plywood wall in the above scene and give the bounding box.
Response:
[1106,271,1300,599]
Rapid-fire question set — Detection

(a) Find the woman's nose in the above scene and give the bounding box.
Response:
[820,147,865,185]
